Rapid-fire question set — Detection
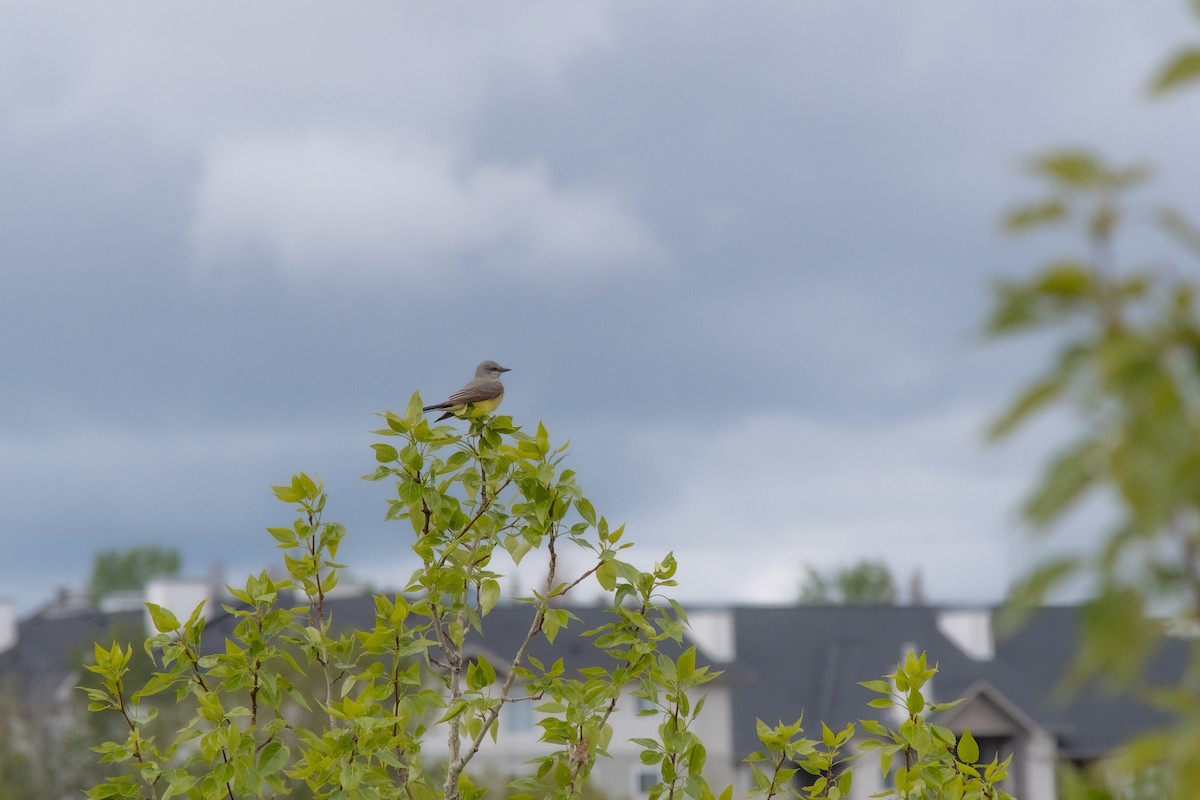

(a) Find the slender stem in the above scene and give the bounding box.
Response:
[567,597,654,795]
[442,433,497,800]
[764,753,785,800]
[665,700,682,800]
[456,602,550,771]
[1090,202,1124,336]
[435,479,513,569]
[557,563,602,599]
[113,678,160,800]
[305,523,336,728]
[249,606,264,726]
[455,489,566,778]
[180,639,234,800]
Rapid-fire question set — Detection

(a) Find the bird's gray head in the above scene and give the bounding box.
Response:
[475,360,511,378]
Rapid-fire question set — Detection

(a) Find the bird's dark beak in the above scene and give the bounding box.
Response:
[500,366,511,373]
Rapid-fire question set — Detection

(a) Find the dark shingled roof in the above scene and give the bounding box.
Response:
[0,599,690,716]
[726,605,1187,759]
[0,608,144,705]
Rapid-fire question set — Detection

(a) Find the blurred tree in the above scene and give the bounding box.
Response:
[798,559,897,605]
[991,4,1200,796]
[87,545,181,605]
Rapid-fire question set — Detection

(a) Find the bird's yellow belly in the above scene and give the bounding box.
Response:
[452,394,503,416]
[473,395,503,413]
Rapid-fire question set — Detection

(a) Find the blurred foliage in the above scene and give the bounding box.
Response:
[88,545,182,606]
[1149,1,1200,96]
[798,560,898,605]
[991,4,1200,797]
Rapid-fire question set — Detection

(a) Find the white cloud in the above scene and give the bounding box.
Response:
[190,135,664,284]
[1,3,664,286]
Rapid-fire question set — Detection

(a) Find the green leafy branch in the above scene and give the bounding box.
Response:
[857,653,1011,800]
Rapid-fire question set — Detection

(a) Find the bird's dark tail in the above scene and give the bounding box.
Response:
[422,402,455,421]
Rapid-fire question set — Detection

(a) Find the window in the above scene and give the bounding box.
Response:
[501,698,534,734]
[634,769,659,797]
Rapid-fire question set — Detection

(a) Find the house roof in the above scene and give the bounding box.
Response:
[0,599,1185,764]
[0,608,143,706]
[726,605,1187,759]
[0,597,691,719]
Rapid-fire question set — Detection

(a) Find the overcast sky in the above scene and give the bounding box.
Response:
[3,2,1198,614]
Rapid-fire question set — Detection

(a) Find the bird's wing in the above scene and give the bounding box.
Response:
[443,379,503,406]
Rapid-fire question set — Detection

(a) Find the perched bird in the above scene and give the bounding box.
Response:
[423,360,511,421]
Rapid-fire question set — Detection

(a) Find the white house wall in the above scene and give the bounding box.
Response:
[469,682,737,799]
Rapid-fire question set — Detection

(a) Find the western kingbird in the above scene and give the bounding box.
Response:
[423,360,511,421]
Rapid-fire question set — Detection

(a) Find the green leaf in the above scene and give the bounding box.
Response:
[1001,556,1079,628]
[1030,151,1106,188]
[988,343,1089,439]
[480,579,501,614]
[1027,151,1149,193]
[957,729,979,764]
[689,741,707,775]
[1158,207,1200,255]
[271,483,302,503]
[1150,47,1200,95]
[989,377,1065,441]
[265,526,295,545]
[145,603,180,633]
[466,661,487,691]
[859,718,887,736]
[677,646,696,682]
[371,443,399,463]
[1035,261,1093,297]
[596,560,617,591]
[1023,439,1102,526]
[542,607,573,644]
[257,740,289,775]
[405,391,424,424]
[436,698,468,724]
[576,497,597,526]
[476,655,496,687]
[905,687,924,715]
[1003,199,1066,232]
